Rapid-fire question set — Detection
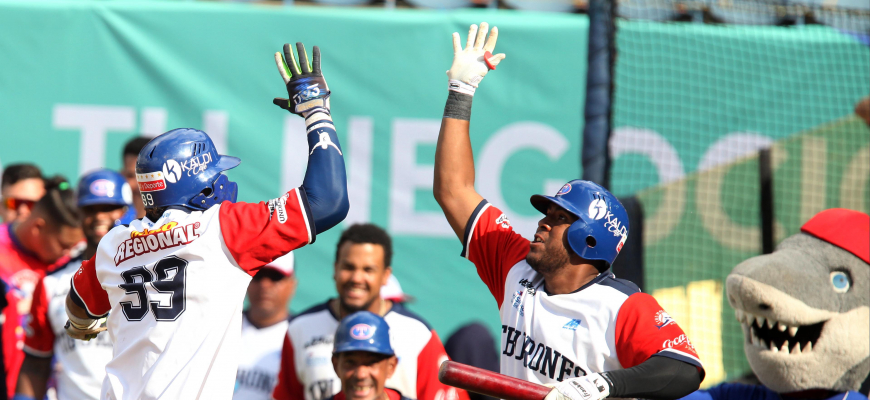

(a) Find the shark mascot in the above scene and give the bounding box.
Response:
[683,208,869,400]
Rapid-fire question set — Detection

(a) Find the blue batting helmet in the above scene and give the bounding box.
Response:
[78,169,133,208]
[135,128,240,211]
[333,311,394,356]
[530,180,629,269]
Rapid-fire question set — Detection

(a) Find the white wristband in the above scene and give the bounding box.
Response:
[66,302,98,329]
[448,79,476,96]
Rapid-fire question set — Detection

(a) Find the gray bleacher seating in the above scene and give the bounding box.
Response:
[617,0,677,20]
[707,0,783,24]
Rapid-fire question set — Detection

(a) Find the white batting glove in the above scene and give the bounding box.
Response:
[64,317,107,341]
[544,373,611,400]
[446,22,506,96]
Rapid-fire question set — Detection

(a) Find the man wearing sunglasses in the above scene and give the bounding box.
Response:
[0,164,45,224]
[0,179,83,398]
[234,252,298,400]
[15,169,133,400]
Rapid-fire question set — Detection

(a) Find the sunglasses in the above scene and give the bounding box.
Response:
[2,197,37,211]
[252,269,290,282]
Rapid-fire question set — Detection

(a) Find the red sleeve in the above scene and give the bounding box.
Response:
[415,330,471,400]
[461,201,530,308]
[220,188,314,276]
[69,258,111,318]
[23,277,54,357]
[272,332,305,400]
[3,290,21,399]
[614,293,705,379]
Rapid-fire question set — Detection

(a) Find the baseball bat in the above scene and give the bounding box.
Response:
[438,361,552,400]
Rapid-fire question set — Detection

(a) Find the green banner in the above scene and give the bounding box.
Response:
[0,1,588,342]
[638,116,870,385]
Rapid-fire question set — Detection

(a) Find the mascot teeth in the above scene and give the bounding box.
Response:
[739,313,824,355]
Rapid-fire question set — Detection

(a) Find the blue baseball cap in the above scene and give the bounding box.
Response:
[333,311,394,356]
[78,169,133,208]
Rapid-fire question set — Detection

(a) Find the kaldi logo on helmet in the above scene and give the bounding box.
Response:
[136,172,167,192]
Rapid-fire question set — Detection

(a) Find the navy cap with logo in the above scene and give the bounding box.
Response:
[333,311,394,356]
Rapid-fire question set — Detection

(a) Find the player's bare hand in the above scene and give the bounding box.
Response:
[64,317,107,341]
[446,22,506,95]
[273,42,331,118]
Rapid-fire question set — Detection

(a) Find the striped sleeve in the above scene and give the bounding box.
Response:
[219,188,315,276]
[461,200,529,308]
[70,257,111,318]
[614,293,705,380]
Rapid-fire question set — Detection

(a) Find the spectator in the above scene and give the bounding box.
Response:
[120,136,152,219]
[16,169,131,400]
[273,223,468,400]
[235,252,298,400]
[0,164,45,224]
[0,180,83,397]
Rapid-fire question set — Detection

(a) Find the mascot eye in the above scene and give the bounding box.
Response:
[830,271,850,293]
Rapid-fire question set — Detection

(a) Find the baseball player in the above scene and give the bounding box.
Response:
[15,169,133,400]
[329,311,412,400]
[234,252,297,400]
[432,23,704,400]
[62,42,349,399]
[272,224,467,400]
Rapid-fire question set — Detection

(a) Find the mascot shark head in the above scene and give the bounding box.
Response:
[726,208,869,394]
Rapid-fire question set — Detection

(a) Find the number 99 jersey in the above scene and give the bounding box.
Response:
[70,188,315,400]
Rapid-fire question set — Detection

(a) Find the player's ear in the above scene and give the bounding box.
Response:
[385,355,398,379]
[381,267,392,287]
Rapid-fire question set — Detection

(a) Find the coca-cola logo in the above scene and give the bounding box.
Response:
[663,334,696,352]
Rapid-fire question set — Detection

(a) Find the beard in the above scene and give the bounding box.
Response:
[338,294,377,314]
[526,244,571,275]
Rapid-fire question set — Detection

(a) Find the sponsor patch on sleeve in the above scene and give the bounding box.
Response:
[137,172,167,192]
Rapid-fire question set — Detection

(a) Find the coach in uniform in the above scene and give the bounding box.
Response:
[62,42,349,399]
[273,224,467,400]
[16,169,133,400]
[432,23,704,400]
[328,311,411,400]
[234,252,298,399]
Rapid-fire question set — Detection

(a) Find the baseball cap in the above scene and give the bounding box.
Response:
[380,275,415,303]
[263,252,295,276]
[333,311,394,356]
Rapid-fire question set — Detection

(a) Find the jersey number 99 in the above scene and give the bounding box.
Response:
[119,256,188,321]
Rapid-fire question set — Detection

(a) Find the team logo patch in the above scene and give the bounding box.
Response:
[588,197,607,220]
[267,194,290,224]
[89,179,115,197]
[496,214,511,229]
[655,310,675,329]
[556,184,572,196]
[137,172,166,192]
[563,319,582,331]
[350,324,376,340]
[163,160,183,183]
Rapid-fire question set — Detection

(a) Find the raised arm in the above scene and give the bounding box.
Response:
[274,43,349,234]
[433,23,506,240]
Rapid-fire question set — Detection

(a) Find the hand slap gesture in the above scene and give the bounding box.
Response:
[274,42,331,118]
[446,22,506,95]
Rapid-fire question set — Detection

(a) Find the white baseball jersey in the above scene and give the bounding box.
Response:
[272,301,467,400]
[24,258,113,400]
[461,200,704,384]
[70,188,314,400]
[233,313,289,400]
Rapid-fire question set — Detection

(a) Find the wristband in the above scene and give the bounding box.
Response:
[66,302,98,329]
[448,79,476,96]
[443,91,474,121]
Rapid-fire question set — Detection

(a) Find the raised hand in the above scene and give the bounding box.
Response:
[273,42,331,118]
[446,22,506,95]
